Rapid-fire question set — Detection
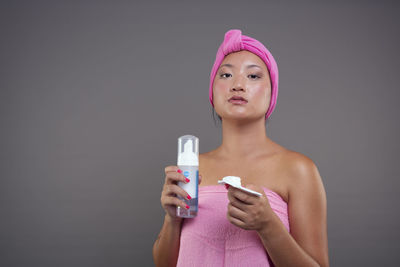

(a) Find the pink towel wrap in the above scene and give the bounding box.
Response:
[209,29,279,120]
[176,185,290,267]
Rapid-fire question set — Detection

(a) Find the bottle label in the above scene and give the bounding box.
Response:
[177,165,198,198]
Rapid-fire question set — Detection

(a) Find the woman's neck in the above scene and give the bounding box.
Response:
[217,118,271,159]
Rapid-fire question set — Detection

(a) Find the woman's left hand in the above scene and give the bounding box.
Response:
[226,183,274,232]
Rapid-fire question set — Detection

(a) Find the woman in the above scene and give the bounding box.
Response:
[153,29,329,267]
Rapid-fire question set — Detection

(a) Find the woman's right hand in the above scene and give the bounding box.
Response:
[161,166,202,222]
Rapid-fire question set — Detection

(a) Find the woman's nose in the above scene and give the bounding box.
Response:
[232,86,244,92]
[231,76,246,92]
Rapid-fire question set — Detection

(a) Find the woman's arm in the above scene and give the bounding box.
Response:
[152,214,183,267]
[257,154,329,267]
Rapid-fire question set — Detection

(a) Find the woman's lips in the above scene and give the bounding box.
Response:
[228,99,248,104]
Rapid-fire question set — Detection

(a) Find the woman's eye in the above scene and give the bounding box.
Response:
[220,73,231,78]
[249,74,260,79]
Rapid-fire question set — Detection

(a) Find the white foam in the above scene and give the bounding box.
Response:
[217,176,262,196]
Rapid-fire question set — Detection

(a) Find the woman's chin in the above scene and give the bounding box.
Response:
[222,112,259,121]
[217,107,266,121]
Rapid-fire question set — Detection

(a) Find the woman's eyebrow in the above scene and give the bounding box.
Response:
[246,64,262,69]
[219,63,262,70]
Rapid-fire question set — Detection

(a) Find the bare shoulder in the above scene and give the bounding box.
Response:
[276,147,323,197]
[280,150,318,177]
[279,149,325,201]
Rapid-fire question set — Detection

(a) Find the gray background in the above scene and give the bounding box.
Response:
[1,1,399,266]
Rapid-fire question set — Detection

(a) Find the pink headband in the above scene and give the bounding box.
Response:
[209,29,279,120]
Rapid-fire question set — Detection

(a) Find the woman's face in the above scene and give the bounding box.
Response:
[213,50,271,121]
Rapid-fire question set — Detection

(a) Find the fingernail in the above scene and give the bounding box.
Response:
[186,205,190,209]
[187,194,191,200]
[177,169,182,173]
[185,178,190,183]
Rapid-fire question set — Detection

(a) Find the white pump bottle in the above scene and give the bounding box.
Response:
[176,135,199,218]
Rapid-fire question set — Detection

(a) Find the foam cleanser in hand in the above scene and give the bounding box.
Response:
[176,135,199,218]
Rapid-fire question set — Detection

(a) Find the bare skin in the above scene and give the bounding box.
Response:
[153,50,329,267]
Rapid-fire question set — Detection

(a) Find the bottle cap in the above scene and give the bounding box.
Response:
[177,135,199,166]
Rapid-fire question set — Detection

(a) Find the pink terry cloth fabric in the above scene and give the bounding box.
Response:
[209,29,279,120]
[176,185,290,267]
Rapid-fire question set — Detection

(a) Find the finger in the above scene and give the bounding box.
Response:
[164,165,180,173]
[227,209,246,228]
[244,184,264,195]
[164,184,192,200]
[198,174,202,185]
[227,190,248,211]
[165,171,190,185]
[163,195,189,210]
[227,202,247,221]
[242,184,267,200]
[229,187,256,205]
